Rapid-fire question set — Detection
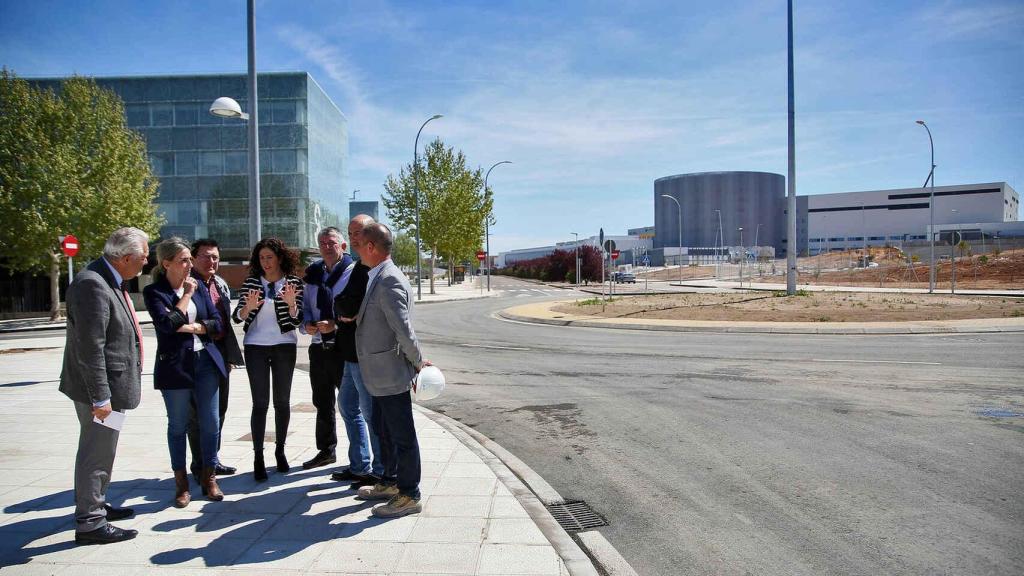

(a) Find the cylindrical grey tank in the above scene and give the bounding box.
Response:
[654,171,785,253]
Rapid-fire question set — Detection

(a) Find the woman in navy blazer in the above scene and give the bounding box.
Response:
[143,237,228,508]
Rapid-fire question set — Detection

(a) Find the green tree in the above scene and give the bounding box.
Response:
[392,232,417,272]
[382,138,492,293]
[0,70,163,319]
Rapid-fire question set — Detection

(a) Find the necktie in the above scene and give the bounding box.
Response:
[266,281,278,300]
[122,288,144,369]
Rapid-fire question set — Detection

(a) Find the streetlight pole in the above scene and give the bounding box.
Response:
[786,0,798,295]
[661,195,682,284]
[715,209,723,279]
[207,0,261,248]
[754,223,762,276]
[414,114,443,301]
[951,209,959,293]
[572,232,579,288]
[738,227,744,286]
[484,160,511,292]
[917,120,936,293]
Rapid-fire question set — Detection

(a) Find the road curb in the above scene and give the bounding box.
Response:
[497,302,1024,335]
[415,404,638,576]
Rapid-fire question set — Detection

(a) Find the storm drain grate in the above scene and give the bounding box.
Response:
[546,500,608,532]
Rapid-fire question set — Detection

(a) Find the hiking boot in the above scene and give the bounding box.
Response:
[356,483,399,501]
[372,494,422,518]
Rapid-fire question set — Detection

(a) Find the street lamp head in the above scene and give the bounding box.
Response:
[431,114,443,120]
[209,97,248,120]
[915,120,926,125]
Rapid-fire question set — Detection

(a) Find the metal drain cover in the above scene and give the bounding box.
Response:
[546,500,608,532]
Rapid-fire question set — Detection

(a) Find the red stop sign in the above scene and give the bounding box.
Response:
[476,250,486,261]
[611,250,620,260]
[61,234,80,257]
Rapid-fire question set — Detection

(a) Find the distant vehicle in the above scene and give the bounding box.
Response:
[613,272,636,283]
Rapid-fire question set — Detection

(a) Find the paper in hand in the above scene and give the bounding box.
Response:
[93,410,126,431]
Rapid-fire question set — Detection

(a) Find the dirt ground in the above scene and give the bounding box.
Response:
[551,291,1024,322]
[633,247,1024,290]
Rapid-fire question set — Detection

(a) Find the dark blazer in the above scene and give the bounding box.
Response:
[144,276,227,390]
[231,275,304,334]
[59,258,143,411]
[334,261,370,363]
[191,270,243,367]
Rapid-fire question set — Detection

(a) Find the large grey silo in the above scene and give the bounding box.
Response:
[654,171,786,254]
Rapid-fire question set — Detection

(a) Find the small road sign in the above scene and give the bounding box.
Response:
[476,250,486,261]
[641,255,650,266]
[61,235,79,258]
[611,250,620,260]
[603,239,616,253]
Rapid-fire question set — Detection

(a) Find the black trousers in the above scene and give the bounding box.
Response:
[308,344,343,453]
[187,371,229,472]
[244,343,296,452]
[372,390,421,499]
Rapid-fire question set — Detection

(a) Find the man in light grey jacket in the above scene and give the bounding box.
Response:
[349,222,431,518]
[59,227,149,545]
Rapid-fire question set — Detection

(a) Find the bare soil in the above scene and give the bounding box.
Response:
[799,247,1024,290]
[551,291,1024,322]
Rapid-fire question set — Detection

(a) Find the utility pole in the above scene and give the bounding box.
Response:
[785,0,798,294]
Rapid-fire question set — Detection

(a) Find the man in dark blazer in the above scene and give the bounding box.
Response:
[59,227,149,545]
[351,222,431,518]
[187,238,243,479]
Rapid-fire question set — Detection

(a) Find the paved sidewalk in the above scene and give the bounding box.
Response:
[0,335,595,575]
[0,279,497,334]
[500,300,1024,334]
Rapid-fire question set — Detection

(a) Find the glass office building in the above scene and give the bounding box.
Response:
[38,72,347,257]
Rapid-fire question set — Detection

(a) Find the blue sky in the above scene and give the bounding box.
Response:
[2,0,1022,253]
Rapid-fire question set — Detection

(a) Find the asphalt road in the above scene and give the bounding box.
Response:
[416,276,1024,576]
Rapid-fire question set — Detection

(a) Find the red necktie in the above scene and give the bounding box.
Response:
[123,289,144,369]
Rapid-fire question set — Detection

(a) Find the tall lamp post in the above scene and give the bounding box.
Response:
[950,208,959,293]
[661,195,682,284]
[571,232,580,288]
[738,227,744,285]
[714,209,723,279]
[208,0,261,247]
[484,160,511,292]
[916,120,936,293]
[413,114,443,300]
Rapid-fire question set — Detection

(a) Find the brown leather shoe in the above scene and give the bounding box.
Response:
[173,469,191,508]
[201,467,224,501]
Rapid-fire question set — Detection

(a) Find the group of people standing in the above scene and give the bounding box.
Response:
[60,216,431,546]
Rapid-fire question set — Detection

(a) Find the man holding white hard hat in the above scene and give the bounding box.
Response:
[344,221,432,518]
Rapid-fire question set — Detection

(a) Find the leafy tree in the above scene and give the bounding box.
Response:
[392,232,417,272]
[382,138,492,293]
[0,70,162,319]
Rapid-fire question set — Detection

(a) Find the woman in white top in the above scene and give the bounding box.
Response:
[143,238,228,507]
[232,237,303,481]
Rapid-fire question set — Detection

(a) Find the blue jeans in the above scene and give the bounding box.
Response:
[161,350,220,471]
[338,361,382,476]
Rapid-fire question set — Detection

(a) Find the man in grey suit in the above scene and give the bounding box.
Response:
[349,222,432,518]
[59,227,149,545]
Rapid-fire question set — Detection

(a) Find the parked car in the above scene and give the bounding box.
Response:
[613,272,636,283]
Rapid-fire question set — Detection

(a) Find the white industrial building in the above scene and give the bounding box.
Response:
[802,182,1018,254]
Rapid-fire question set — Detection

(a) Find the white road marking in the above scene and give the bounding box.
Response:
[810,358,941,365]
[461,344,532,351]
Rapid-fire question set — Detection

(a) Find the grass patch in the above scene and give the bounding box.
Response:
[576,297,612,306]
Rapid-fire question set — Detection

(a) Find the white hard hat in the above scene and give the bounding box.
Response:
[413,365,445,402]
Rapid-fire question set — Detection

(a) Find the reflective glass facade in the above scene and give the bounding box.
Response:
[41,73,347,254]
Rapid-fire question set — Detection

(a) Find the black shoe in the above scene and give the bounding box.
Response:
[103,504,134,522]
[302,451,336,470]
[75,524,138,545]
[275,449,289,473]
[331,468,375,484]
[214,463,237,475]
[254,456,268,482]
